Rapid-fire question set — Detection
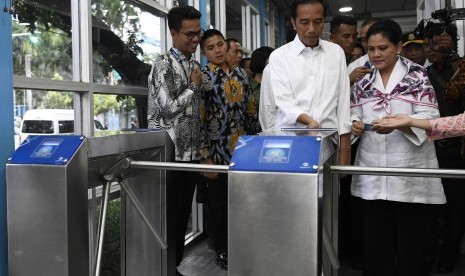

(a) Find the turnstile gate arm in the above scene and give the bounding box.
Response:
[129,160,230,173]
[93,181,111,276]
[119,178,168,249]
[92,157,168,276]
[330,165,465,179]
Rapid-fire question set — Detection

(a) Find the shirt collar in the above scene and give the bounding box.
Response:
[170,47,191,61]
[207,62,234,74]
[290,36,325,56]
[358,56,419,90]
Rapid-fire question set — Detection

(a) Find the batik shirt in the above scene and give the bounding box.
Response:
[200,63,260,165]
[147,47,202,161]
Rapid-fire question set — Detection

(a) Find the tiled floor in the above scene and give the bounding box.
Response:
[178,238,227,276]
[179,237,465,276]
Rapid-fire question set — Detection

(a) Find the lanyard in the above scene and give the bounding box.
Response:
[170,48,192,82]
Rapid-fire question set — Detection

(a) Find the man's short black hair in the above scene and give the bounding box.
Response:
[226,38,240,51]
[250,46,275,76]
[291,0,327,20]
[330,15,357,34]
[167,6,201,32]
[200,29,225,50]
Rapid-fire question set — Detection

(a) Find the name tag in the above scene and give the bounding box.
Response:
[185,105,193,117]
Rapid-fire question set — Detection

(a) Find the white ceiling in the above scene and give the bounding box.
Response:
[270,0,419,35]
[270,0,418,18]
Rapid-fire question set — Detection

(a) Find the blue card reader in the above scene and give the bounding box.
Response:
[9,135,85,165]
[230,135,322,173]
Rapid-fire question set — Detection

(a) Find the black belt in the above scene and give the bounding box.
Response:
[434,137,462,149]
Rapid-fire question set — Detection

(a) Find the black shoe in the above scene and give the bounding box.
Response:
[437,260,455,274]
[216,252,228,270]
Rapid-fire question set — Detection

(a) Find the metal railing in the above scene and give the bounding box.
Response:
[129,160,465,179]
[329,165,465,179]
[130,160,229,173]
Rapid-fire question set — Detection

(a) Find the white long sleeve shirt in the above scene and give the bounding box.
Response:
[258,65,277,131]
[263,37,351,134]
[350,58,445,204]
[348,54,370,75]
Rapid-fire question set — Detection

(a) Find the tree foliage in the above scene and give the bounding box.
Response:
[39,91,73,109]
[94,94,119,115]
[13,0,150,126]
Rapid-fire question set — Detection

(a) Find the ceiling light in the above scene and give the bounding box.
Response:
[339,6,353,13]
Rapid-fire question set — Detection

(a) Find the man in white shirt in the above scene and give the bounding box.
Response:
[348,18,383,85]
[258,65,276,130]
[261,0,351,165]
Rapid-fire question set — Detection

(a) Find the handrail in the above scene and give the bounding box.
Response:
[130,160,465,179]
[330,165,465,179]
[130,160,229,173]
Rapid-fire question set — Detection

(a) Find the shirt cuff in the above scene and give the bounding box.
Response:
[189,82,199,93]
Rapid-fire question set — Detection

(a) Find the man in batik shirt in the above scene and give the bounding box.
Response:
[198,29,260,270]
[147,6,203,276]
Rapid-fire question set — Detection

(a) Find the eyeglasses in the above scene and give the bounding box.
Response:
[178,29,204,41]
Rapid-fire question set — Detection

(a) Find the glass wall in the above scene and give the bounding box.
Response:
[91,0,162,87]
[12,0,73,80]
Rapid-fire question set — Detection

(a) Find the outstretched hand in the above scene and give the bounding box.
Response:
[372,114,412,133]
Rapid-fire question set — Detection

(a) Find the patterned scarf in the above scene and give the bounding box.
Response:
[351,57,438,114]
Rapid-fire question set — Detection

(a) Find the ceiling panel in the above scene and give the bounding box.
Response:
[271,0,417,19]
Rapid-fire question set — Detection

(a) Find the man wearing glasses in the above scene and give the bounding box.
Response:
[147,6,203,276]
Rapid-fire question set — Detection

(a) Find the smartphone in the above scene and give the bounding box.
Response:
[364,123,373,131]
[364,61,372,68]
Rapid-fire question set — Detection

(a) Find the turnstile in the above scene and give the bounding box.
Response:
[6,131,176,276]
[7,135,89,276]
[228,131,339,276]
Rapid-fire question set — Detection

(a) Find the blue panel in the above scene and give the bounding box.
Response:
[230,135,321,173]
[0,9,14,275]
[9,135,85,165]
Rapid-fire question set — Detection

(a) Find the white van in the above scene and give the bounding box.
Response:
[19,109,105,143]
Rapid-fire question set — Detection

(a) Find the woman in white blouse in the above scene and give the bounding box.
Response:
[350,19,445,276]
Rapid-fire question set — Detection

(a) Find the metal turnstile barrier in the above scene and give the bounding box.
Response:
[7,131,177,276]
[133,130,342,276]
[8,129,465,276]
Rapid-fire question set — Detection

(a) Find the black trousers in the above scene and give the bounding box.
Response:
[339,140,364,265]
[363,200,431,276]
[206,173,228,254]
[434,140,465,267]
[439,178,465,265]
[171,162,199,266]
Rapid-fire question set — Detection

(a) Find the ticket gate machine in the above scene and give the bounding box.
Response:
[7,135,89,276]
[228,131,340,276]
[6,131,176,276]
